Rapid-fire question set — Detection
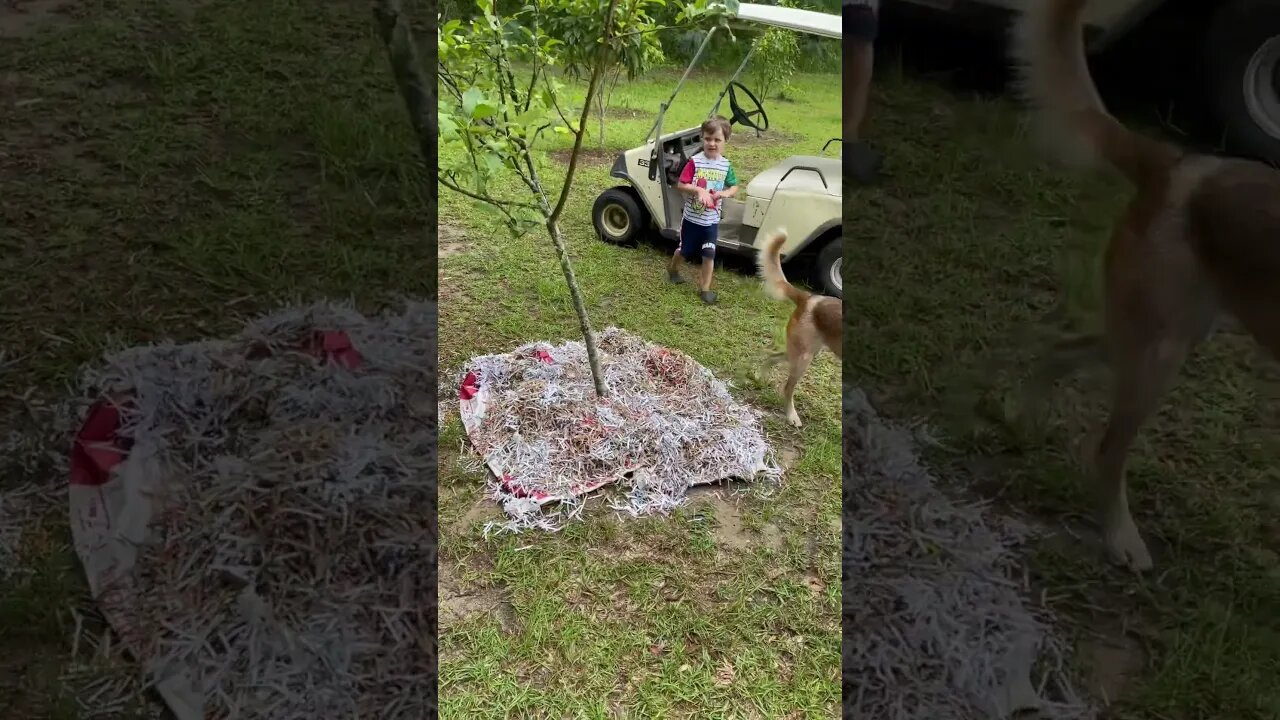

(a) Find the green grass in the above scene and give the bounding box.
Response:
[437,71,843,717]
[0,0,429,715]
[847,56,1280,719]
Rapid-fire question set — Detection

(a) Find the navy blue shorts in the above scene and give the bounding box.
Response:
[679,219,718,261]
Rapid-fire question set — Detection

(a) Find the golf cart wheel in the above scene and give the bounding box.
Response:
[1206,0,1280,164]
[813,237,842,299]
[592,187,648,246]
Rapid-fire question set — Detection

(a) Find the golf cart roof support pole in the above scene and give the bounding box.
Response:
[709,41,758,117]
[645,25,720,142]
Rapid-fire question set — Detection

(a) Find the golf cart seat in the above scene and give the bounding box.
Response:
[746,155,842,201]
[664,147,689,185]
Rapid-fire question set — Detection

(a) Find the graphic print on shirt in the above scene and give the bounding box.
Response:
[679,152,738,226]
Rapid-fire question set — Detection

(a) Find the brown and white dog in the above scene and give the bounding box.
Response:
[755,230,842,428]
[1011,0,1280,570]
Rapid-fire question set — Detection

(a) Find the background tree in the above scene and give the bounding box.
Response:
[543,0,667,149]
[748,0,799,100]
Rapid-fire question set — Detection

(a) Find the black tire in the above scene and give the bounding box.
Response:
[812,237,842,299]
[592,187,648,246]
[1206,0,1280,164]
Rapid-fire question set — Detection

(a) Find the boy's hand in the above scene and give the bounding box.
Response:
[698,189,715,207]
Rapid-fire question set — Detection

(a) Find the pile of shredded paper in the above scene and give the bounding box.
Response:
[58,301,438,720]
[843,383,1094,720]
[457,327,781,535]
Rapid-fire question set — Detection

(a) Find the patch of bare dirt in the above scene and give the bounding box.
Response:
[438,562,515,632]
[437,224,478,310]
[437,272,474,314]
[0,0,75,39]
[45,140,107,177]
[1083,631,1146,707]
[729,129,800,146]
[549,147,619,166]
[438,222,468,258]
[1013,522,1162,711]
[0,72,112,179]
[452,493,501,533]
[680,445,800,552]
[544,129,802,167]
[608,106,648,119]
[693,490,784,552]
[778,446,799,472]
[802,569,826,596]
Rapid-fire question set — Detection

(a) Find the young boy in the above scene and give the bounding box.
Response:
[667,116,739,305]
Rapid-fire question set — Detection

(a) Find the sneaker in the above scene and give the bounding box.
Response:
[668,271,686,284]
[844,140,882,184]
[699,290,717,305]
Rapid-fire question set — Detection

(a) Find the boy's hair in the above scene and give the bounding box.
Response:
[701,115,732,140]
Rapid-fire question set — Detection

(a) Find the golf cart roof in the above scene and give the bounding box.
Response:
[733,3,840,40]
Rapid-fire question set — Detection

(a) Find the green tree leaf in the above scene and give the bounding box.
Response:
[461,86,487,120]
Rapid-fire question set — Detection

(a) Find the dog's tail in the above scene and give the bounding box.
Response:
[756,229,807,305]
[1009,0,1179,186]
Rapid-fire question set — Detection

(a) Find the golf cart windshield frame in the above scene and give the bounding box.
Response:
[643,4,842,144]
[644,26,738,144]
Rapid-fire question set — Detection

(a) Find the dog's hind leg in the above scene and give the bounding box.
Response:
[1092,333,1189,571]
[1091,217,1216,571]
[782,347,817,428]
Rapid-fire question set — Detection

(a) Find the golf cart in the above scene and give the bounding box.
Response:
[590,3,844,298]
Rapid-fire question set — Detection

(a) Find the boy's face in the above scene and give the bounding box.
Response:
[701,128,726,157]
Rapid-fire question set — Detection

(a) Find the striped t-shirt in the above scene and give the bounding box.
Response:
[679,152,738,226]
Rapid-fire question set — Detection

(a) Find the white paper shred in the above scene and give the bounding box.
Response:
[59,300,438,720]
[459,327,782,535]
[843,383,1095,720]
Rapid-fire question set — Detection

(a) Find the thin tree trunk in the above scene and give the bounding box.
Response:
[542,0,621,397]
[372,0,435,171]
[521,152,608,397]
[547,220,605,395]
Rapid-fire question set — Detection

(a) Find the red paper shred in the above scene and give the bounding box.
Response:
[500,473,527,498]
[69,400,129,487]
[459,371,479,401]
[306,330,363,370]
[498,473,552,502]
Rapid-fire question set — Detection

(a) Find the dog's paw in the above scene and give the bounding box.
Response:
[786,410,802,428]
[1105,521,1153,572]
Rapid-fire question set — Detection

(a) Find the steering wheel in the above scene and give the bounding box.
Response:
[727,81,769,132]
